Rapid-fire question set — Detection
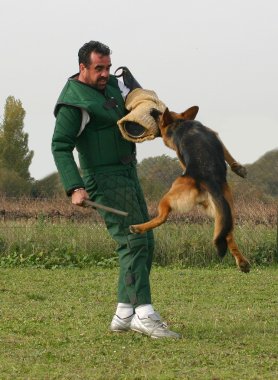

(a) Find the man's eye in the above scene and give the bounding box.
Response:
[95,66,111,73]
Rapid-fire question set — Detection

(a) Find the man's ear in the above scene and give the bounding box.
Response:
[79,63,86,73]
[162,107,174,125]
[150,108,162,121]
[180,106,199,120]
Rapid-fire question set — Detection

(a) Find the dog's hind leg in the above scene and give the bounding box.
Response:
[130,195,172,234]
[130,176,197,234]
[226,232,251,273]
[223,185,251,272]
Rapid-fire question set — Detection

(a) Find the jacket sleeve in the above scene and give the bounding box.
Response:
[51,105,85,195]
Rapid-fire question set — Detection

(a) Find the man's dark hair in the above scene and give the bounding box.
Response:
[78,41,111,67]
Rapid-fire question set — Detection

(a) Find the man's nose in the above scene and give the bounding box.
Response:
[101,69,110,77]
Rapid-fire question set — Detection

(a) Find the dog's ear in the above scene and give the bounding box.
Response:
[162,107,174,125]
[150,108,162,121]
[180,106,199,120]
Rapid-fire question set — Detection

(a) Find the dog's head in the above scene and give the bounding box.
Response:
[150,105,199,136]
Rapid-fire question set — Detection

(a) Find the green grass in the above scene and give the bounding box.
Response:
[0,267,277,379]
[0,220,276,268]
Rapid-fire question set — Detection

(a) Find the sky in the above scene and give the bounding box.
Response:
[0,0,277,180]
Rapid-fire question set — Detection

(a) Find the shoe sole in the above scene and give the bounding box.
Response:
[131,327,172,339]
[131,327,151,337]
[110,326,131,332]
[131,327,181,339]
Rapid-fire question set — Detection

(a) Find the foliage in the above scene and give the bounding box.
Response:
[246,149,278,197]
[0,96,34,195]
[34,148,278,201]
[137,155,181,200]
[138,150,278,202]
[0,220,276,269]
[0,267,277,379]
[229,148,278,201]
[31,172,64,197]
[0,167,32,196]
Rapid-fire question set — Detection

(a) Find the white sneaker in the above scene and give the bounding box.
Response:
[110,314,134,332]
[130,312,181,339]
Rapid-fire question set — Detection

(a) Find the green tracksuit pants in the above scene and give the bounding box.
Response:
[84,163,154,307]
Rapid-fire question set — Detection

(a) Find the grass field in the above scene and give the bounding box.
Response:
[0,267,277,379]
[0,220,276,268]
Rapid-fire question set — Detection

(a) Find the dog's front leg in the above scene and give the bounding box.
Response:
[208,128,247,178]
[222,145,247,178]
[130,197,171,234]
[218,136,247,178]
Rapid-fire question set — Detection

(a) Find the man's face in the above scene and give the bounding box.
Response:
[79,52,111,90]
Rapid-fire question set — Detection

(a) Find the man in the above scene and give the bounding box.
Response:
[51,40,181,339]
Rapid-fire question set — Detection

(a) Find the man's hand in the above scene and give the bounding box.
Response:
[71,188,89,206]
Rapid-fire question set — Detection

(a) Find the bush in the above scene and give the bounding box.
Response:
[0,220,276,269]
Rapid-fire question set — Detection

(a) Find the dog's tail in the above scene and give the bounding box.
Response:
[202,180,233,257]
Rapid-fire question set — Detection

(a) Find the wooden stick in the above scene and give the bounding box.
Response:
[82,199,128,217]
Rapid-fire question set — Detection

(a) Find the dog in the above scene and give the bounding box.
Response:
[130,107,251,273]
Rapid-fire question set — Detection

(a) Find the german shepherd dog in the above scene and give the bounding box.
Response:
[130,106,251,273]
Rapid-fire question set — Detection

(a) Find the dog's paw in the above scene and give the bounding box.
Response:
[129,225,139,234]
[238,259,251,273]
[130,224,148,234]
[231,163,247,178]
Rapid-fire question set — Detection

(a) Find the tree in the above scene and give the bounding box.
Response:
[0,96,34,180]
[228,148,278,201]
[137,155,182,200]
[0,167,32,196]
[31,172,64,198]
